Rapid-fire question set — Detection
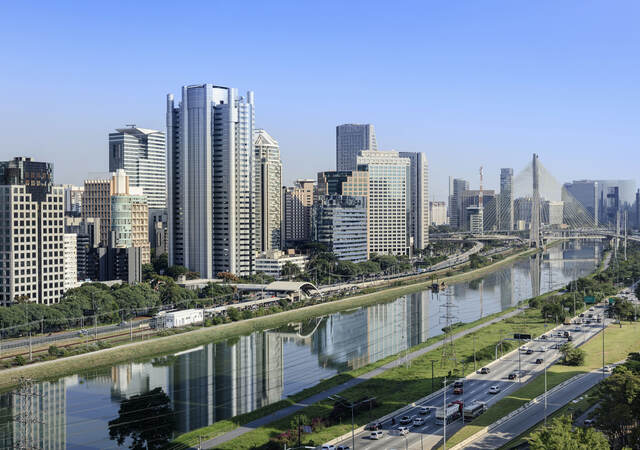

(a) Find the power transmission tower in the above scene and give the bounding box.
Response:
[439,289,458,371]
[13,377,43,450]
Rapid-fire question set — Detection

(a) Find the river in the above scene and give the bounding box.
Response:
[0,240,603,449]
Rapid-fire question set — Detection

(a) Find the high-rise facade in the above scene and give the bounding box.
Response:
[430,201,447,226]
[563,180,599,226]
[461,190,496,232]
[254,129,282,252]
[63,184,83,217]
[336,124,377,171]
[282,179,315,245]
[167,84,256,277]
[399,152,429,250]
[357,150,411,255]
[82,175,112,246]
[109,126,167,209]
[0,157,64,305]
[498,168,514,231]
[63,233,78,291]
[448,177,469,229]
[313,195,368,262]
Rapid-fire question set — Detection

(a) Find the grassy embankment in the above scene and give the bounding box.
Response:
[442,320,640,449]
[174,302,560,449]
[0,244,537,391]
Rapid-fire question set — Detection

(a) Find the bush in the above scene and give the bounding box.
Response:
[13,355,26,366]
[48,345,65,357]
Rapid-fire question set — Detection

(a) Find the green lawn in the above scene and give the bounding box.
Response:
[443,321,640,449]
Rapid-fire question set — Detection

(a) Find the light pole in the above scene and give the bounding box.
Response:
[602,314,605,378]
[473,335,477,373]
[329,394,358,450]
[544,365,547,426]
[443,377,448,450]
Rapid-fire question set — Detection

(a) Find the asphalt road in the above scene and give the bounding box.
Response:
[465,369,610,449]
[332,307,609,450]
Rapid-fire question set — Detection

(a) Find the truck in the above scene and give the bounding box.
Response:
[463,401,487,420]
[435,402,462,425]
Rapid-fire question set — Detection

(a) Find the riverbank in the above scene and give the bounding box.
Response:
[0,244,543,390]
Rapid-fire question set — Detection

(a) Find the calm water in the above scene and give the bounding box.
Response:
[0,241,603,449]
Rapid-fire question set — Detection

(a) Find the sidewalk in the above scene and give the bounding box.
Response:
[201,306,526,448]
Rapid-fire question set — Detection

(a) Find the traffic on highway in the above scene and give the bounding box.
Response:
[329,304,611,450]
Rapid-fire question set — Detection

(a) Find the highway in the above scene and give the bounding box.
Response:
[330,306,610,450]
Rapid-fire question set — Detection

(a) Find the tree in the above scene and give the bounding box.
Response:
[592,366,640,448]
[165,265,188,280]
[217,272,239,283]
[108,387,176,449]
[558,343,585,366]
[281,262,301,279]
[527,415,609,449]
[335,260,360,279]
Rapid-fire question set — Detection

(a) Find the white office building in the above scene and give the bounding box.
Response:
[109,126,167,209]
[254,129,282,252]
[167,84,256,277]
[357,150,411,256]
[430,201,447,226]
[336,124,377,172]
[255,250,308,279]
[399,152,429,250]
[63,233,78,291]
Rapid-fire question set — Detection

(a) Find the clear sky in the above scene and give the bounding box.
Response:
[2,0,639,199]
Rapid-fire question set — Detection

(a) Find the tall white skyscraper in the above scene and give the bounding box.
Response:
[109,127,166,209]
[336,124,377,171]
[357,150,411,255]
[254,129,282,252]
[399,152,429,250]
[167,84,256,277]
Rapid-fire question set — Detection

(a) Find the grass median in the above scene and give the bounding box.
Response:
[442,320,640,449]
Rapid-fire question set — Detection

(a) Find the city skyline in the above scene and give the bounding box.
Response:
[3,2,639,200]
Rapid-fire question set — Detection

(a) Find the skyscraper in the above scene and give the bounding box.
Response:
[0,157,64,305]
[313,195,368,262]
[357,150,411,255]
[254,129,282,252]
[399,152,429,250]
[282,180,315,245]
[448,177,469,229]
[109,126,167,209]
[498,168,514,231]
[336,124,377,171]
[430,201,447,226]
[167,84,256,277]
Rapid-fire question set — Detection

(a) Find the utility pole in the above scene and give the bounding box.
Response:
[443,377,448,450]
[473,335,477,373]
[602,316,605,379]
[431,360,436,392]
[544,365,547,426]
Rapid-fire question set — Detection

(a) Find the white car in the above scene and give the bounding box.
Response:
[489,385,501,394]
[539,346,547,352]
[413,417,425,426]
[398,426,409,435]
[321,445,335,450]
[370,430,383,440]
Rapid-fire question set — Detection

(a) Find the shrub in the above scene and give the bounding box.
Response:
[13,355,26,366]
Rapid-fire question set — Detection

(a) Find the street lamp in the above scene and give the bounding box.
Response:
[329,394,366,450]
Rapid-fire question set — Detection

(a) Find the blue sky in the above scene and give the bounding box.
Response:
[1,0,639,199]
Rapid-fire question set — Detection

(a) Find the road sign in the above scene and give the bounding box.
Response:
[584,296,596,304]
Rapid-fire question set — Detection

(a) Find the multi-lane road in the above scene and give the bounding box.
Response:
[332,306,609,450]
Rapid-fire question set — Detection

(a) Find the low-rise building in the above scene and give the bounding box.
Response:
[255,250,309,279]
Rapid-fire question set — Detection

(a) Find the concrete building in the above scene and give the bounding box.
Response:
[498,168,514,231]
[336,124,377,172]
[63,233,78,291]
[448,177,469,229]
[63,184,83,217]
[313,195,368,262]
[430,201,447,226]
[282,179,315,245]
[149,209,168,256]
[461,190,496,232]
[254,129,282,252]
[111,185,150,264]
[467,206,484,234]
[82,174,112,246]
[255,250,308,279]
[317,170,369,200]
[109,126,167,209]
[357,150,411,256]
[64,217,100,281]
[97,244,142,284]
[167,84,256,277]
[0,157,64,305]
[544,201,564,226]
[399,152,429,250]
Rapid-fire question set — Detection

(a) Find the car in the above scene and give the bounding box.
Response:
[539,346,547,352]
[398,426,409,435]
[535,358,544,364]
[574,326,582,332]
[366,421,382,431]
[336,446,350,450]
[419,406,431,415]
[488,385,501,394]
[480,367,491,374]
[603,365,613,373]
[413,417,425,426]
[526,349,534,355]
[399,415,412,425]
[579,313,585,317]
[550,343,559,349]
[508,372,518,380]
[321,445,335,450]
[540,334,547,340]
[584,419,595,426]
[453,386,463,394]
[370,431,383,440]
